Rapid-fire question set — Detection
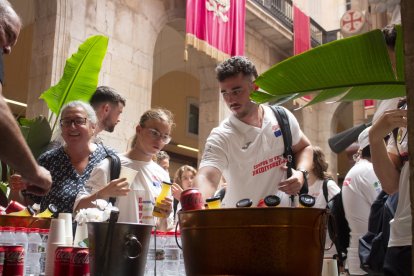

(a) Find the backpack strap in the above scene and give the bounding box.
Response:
[101,144,121,205]
[322,178,329,204]
[270,105,308,195]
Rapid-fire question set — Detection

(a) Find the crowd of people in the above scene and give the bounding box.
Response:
[0,1,410,274]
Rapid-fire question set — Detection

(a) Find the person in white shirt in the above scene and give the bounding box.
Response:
[74,108,174,231]
[195,56,313,207]
[342,127,382,275]
[307,146,340,262]
[369,98,411,276]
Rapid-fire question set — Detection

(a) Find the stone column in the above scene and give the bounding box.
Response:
[197,64,227,161]
[26,0,59,119]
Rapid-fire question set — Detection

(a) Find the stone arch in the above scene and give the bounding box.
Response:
[151,2,223,168]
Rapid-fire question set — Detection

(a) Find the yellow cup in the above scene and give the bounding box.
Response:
[206,196,221,209]
[153,181,172,217]
[35,204,57,218]
[8,206,35,217]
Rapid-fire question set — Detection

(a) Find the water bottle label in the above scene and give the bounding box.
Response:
[155,249,165,260]
[28,243,40,253]
[164,248,180,260]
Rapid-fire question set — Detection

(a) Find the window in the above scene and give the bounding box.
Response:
[186,98,199,136]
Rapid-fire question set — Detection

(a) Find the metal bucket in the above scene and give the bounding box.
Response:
[87,222,152,276]
[178,207,328,276]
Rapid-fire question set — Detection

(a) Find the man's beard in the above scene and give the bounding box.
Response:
[103,118,115,133]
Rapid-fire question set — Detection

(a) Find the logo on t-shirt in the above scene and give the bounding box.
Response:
[272,124,282,137]
[342,178,351,187]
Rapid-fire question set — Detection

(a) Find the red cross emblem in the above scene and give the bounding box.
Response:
[340,10,365,34]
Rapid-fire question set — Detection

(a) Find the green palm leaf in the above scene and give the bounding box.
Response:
[19,116,52,159]
[40,35,108,131]
[252,26,404,106]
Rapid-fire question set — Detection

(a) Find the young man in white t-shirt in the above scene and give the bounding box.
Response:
[342,127,382,275]
[369,100,411,276]
[195,56,313,207]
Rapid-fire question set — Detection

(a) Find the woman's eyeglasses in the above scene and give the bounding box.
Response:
[60,117,88,127]
[145,128,172,144]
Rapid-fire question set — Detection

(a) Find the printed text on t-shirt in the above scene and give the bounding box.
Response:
[252,155,286,176]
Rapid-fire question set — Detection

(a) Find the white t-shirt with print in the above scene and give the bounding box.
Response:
[199,105,303,208]
[308,178,340,259]
[342,159,382,275]
[74,154,171,224]
[387,125,411,247]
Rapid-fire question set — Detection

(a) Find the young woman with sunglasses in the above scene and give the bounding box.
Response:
[75,108,175,231]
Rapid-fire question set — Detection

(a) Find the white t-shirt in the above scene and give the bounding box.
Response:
[387,124,411,247]
[74,154,172,224]
[308,178,340,259]
[199,105,303,208]
[308,178,340,209]
[342,159,382,275]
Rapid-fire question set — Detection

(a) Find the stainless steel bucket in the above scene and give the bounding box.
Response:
[179,207,328,276]
[87,222,152,276]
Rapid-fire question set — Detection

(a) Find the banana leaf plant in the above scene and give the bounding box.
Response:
[251,25,405,107]
[19,35,108,159]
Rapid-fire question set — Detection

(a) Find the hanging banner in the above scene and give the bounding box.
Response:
[185,0,246,62]
[293,3,312,103]
[293,4,310,55]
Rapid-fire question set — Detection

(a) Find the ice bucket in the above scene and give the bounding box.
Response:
[87,222,152,276]
[178,207,328,276]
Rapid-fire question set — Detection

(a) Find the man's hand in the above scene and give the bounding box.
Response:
[22,166,52,196]
[278,167,304,195]
[370,109,407,143]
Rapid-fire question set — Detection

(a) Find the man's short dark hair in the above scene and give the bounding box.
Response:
[89,86,126,108]
[215,56,258,82]
[361,146,371,159]
[382,24,397,49]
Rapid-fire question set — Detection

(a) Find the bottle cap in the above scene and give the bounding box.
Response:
[299,194,316,207]
[236,198,253,208]
[205,196,221,203]
[27,205,36,216]
[264,195,281,207]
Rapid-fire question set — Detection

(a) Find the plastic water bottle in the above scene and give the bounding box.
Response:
[163,231,180,275]
[26,228,42,276]
[145,231,156,276]
[0,226,16,245]
[15,227,28,275]
[38,228,49,276]
[145,231,167,275]
[176,232,185,276]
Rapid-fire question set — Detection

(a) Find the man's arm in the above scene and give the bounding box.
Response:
[194,166,222,201]
[292,135,313,172]
[369,109,406,194]
[0,90,51,195]
[278,135,312,195]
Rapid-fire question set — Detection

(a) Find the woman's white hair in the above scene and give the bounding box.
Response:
[61,100,98,125]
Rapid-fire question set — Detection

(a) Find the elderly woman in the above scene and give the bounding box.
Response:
[74,108,174,231]
[10,101,112,213]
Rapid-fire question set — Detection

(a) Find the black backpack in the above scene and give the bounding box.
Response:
[102,145,121,205]
[358,191,398,275]
[323,179,351,267]
[270,105,308,197]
